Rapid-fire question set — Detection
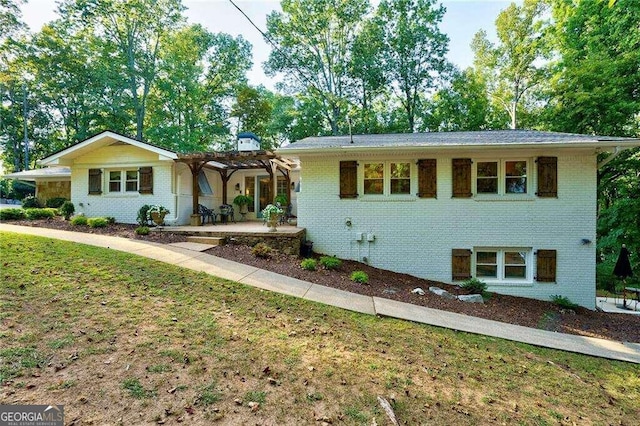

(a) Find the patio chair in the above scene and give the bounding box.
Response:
[219,204,235,224]
[279,203,293,225]
[198,204,217,225]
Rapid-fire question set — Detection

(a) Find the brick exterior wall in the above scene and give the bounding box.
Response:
[296,149,597,309]
[70,145,176,224]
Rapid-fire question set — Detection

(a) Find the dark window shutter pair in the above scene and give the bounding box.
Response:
[417,159,437,198]
[536,157,557,197]
[88,169,102,195]
[452,158,472,198]
[452,248,557,282]
[139,167,153,194]
[536,250,557,282]
[339,161,358,199]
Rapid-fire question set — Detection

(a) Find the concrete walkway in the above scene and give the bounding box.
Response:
[1,223,639,364]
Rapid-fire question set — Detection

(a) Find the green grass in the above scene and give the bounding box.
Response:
[1,231,639,424]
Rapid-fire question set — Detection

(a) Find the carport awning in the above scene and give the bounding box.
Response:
[2,166,71,180]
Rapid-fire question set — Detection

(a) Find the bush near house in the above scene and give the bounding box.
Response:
[59,201,75,220]
[350,271,369,284]
[70,216,88,226]
[21,196,41,208]
[45,197,67,208]
[461,278,488,294]
[137,205,151,226]
[0,208,26,220]
[252,243,272,258]
[87,217,109,228]
[300,258,317,271]
[24,208,56,220]
[319,256,342,270]
[135,226,150,235]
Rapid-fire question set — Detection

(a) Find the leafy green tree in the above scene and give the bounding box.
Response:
[0,0,28,171]
[425,67,497,131]
[348,17,387,133]
[58,0,185,140]
[543,0,639,137]
[373,0,449,132]
[265,0,370,135]
[145,25,251,152]
[231,85,273,142]
[471,0,549,130]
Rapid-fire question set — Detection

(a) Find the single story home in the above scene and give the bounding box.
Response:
[3,130,299,224]
[277,130,640,309]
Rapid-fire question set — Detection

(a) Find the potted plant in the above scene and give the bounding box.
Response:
[233,194,254,215]
[274,194,288,207]
[262,203,283,232]
[147,205,170,226]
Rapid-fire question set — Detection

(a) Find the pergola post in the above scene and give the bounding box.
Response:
[188,162,206,214]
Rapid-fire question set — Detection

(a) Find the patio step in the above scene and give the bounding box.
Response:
[186,236,225,246]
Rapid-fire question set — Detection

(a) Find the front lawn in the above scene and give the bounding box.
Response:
[1,232,638,425]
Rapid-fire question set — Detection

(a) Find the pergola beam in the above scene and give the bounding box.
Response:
[175,150,296,216]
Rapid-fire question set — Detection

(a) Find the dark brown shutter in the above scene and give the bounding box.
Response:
[88,169,102,195]
[452,158,472,198]
[452,249,472,281]
[417,159,437,198]
[339,161,358,199]
[536,250,557,282]
[537,157,557,197]
[139,167,153,194]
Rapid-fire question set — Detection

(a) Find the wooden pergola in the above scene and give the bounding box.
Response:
[175,150,297,215]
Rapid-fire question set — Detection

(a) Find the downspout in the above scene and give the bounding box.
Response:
[597,146,622,169]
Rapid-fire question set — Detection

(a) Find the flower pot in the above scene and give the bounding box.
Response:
[150,212,166,226]
[267,218,278,232]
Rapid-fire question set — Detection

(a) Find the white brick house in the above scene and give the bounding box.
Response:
[33,131,299,225]
[278,130,640,309]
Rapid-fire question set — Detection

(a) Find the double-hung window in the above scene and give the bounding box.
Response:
[475,248,531,282]
[364,163,384,195]
[475,160,528,195]
[109,169,139,193]
[362,161,411,196]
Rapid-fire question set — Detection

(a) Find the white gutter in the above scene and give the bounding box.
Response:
[597,146,622,169]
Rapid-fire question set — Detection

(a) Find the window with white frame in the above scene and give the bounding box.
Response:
[475,160,528,195]
[362,161,411,196]
[108,169,138,193]
[475,248,531,282]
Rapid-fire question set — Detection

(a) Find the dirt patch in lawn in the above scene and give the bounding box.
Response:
[3,218,639,343]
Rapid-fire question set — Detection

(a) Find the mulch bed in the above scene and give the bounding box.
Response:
[3,218,639,344]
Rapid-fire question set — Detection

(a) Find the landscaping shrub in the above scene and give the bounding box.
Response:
[551,295,579,310]
[70,215,88,226]
[0,208,26,220]
[25,208,56,220]
[59,201,75,220]
[21,196,41,208]
[252,242,272,258]
[137,205,151,226]
[350,270,369,284]
[319,255,342,270]
[105,216,116,225]
[300,258,317,271]
[461,278,487,294]
[45,197,67,208]
[135,226,150,235]
[87,217,109,228]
